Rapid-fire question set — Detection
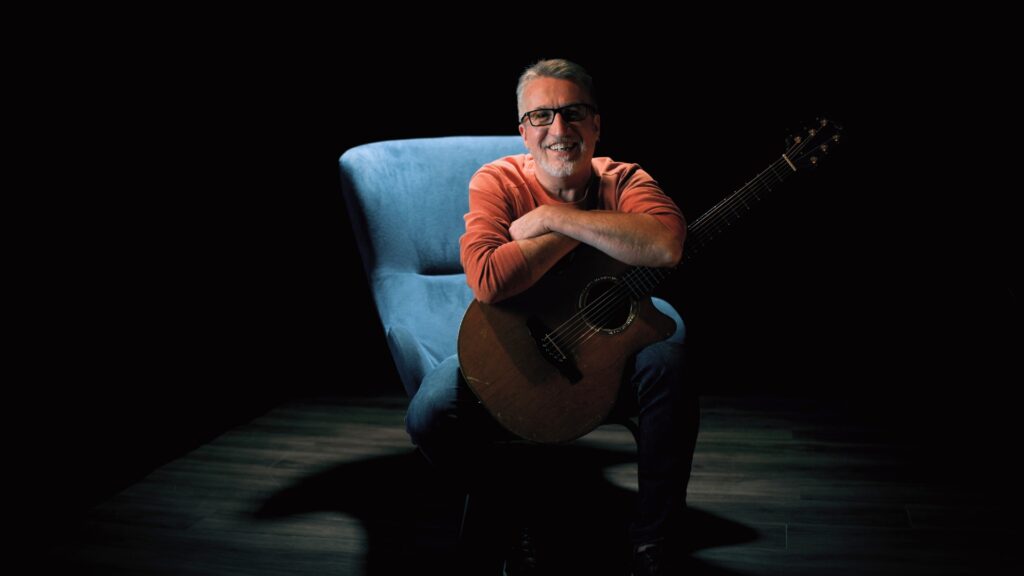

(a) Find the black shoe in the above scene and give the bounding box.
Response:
[631,542,664,576]
[502,526,539,575]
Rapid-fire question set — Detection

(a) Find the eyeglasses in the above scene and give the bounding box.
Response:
[519,103,598,127]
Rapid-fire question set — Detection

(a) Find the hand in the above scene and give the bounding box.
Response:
[509,205,553,241]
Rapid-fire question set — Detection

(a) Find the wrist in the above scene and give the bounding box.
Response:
[541,204,566,234]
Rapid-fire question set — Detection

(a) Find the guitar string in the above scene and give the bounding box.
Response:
[542,126,823,350]
[546,157,789,347]
[567,153,796,346]
[546,162,785,352]
[681,129,819,254]
[683,156,790,254]
[546,153,801,352]
[548,161,785,352]
[554,263,663,351]
[696,123,824,234]
[554,265,669,352]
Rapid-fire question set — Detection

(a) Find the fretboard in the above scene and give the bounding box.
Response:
[623,155,797,295]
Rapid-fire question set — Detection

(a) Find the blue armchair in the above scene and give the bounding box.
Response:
[339,136,684,403]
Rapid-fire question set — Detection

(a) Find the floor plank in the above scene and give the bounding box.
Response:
[46,394,1018,575]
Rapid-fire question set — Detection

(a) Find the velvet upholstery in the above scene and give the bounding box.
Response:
[339,136,684,398]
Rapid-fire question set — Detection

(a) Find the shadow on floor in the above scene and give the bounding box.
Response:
[255,444,758,575]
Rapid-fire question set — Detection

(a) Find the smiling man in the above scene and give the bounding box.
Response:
[406,59,700,576]
[460,62,685,305]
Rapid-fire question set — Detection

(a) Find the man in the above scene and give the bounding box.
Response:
[407,59,699,575]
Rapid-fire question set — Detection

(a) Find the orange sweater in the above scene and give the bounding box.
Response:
[460,154,686,303]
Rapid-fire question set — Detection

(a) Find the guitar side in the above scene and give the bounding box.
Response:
[457,246,676,443]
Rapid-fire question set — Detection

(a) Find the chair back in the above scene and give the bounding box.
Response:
[340,136,525,396]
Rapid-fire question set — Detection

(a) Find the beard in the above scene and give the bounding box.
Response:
[536,138,589,178]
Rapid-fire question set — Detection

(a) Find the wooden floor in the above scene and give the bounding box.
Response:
[47,395,1016,575]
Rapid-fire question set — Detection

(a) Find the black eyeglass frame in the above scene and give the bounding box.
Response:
[519,103,599,127]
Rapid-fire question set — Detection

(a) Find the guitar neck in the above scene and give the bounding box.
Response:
[625,155,797,296]
[685,156,795,259]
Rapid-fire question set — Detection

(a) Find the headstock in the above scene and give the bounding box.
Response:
[784,118,843,170]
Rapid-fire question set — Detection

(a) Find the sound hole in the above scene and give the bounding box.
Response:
[578,276,638,335]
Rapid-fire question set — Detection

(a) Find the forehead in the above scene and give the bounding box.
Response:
[522,77,589,108]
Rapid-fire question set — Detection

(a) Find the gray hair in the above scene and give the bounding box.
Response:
[515,58,596,118]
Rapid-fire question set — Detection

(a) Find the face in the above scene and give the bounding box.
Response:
[518,77,601,180]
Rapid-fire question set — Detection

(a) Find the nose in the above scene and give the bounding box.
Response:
[547,110,571,135]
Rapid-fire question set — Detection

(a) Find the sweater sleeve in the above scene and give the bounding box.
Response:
[615,165,687,249]
[459,168,537,303]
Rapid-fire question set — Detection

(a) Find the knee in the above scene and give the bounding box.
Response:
[637,341,685,380]
[633,341,688,399]
[405,355,462,446]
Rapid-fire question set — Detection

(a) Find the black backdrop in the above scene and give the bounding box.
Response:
[33,33,1017,518]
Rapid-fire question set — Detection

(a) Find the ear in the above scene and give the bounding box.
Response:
[518,122,527,144]
[594,113,601,142]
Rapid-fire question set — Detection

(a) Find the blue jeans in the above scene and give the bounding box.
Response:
[406,339,699,545]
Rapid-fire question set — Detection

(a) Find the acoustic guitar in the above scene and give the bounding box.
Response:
[458,119,842,443]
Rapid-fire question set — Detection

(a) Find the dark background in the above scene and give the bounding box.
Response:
[29,29,1017,524]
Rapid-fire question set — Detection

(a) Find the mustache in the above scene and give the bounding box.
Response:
[543,137,582,147]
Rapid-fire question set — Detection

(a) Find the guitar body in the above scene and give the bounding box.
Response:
[458,245,676,444]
